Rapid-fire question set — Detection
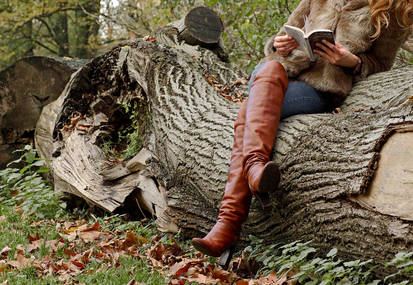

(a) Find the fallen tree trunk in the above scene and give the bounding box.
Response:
[35,7,413,270]
[0,56,87,168]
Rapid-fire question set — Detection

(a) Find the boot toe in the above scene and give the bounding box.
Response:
[192,238,221,257]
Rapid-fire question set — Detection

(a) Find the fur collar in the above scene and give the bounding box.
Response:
[342,0,370,11]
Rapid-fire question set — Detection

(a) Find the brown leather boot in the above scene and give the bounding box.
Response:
[192,101,251,261]
[242,61,288,196]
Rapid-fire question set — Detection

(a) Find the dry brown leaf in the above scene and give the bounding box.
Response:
[26,239,43,253]
[8,251,35,269]
[78,230,101,243]
[0,260,8,273]
[143,35,156,42]
[123,231,149,249]
[15,207,24,216]
[254,271,287,285]
[28,233,40,243]
[72,260,86,270]
[0,246,12,256]
[61,232,77,242]
[169,261,191,278]
[333,107,343,114]
[231,77,249,86]
[45,239,64,252]
[186,274,220,284]
[0,216,6,223]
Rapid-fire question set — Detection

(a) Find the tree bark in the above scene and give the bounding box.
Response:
[35,11,413,271]
[73,0,100,58]
[0,56,87,168]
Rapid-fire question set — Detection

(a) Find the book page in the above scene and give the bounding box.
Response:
[284,25,311,58]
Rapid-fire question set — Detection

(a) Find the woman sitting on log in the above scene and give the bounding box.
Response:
[192,0,413,262]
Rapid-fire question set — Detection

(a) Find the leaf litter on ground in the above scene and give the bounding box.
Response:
[0,210,293,284]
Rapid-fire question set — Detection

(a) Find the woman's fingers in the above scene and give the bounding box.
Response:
[278,42,298,57]
[320,40,338,52]
[274,35,297,48]
[315,42,335,56]
[313,48,333,62]
[274,35,295,42]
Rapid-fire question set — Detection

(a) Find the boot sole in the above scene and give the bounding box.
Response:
[191,238,221,257]
[258,161,280,193]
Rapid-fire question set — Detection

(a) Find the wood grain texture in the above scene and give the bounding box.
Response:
[35,36,413,269]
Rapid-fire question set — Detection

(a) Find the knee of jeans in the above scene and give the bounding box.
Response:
[248,61,286,93]
[248,63,267,93]
[285,82,320,100]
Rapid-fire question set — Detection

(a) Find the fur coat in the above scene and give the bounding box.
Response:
[261,0,411,104]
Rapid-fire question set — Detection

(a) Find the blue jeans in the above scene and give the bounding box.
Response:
[249,62,330,120]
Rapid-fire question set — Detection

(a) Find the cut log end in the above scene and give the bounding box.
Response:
[354,123,413,220]
[182,6,224,45]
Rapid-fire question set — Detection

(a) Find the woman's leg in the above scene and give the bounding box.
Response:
[192,60,288,260]
[191,61,330,261]
[280,81,329,120]
[242,61,288,195]
[192,101,251,258]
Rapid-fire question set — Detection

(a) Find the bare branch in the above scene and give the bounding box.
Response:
[33,40,58,55]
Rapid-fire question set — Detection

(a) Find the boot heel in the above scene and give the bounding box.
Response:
[218,246,234,268]
[254,191,272,211]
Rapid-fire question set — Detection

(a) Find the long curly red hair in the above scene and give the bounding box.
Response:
[369,0,413,38]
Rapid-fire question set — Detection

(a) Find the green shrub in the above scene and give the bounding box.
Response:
[245,236,413,284]
[0,145,66,219]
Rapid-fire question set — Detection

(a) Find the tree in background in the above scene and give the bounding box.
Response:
[98,0,299,72]
[0,0,298,72]
[0,0,100,70]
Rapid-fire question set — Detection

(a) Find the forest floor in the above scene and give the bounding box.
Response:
[0,181,262,285]
[0,147,411,285]
[0,147,278,285]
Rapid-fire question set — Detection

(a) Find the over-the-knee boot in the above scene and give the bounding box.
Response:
[192,101,251,260]
[243,61,288,202]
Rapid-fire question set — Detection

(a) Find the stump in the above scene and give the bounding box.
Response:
[0,56,87,168]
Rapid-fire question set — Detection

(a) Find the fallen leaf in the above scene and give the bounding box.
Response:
[186,274,220,284]
[26,239,43,252]
[8,250,35,269]
[28,233,41,243]
[169,261,191,279]
[78,230,101,243]
[123,231,149,248]
[254,271,287,285]
[231,77,249,86]
[143,35,156,42]
[333,107,343,114]
[72,260,86,270]
[15,207,24,216]
[0,216,6,223]
[0,246,12,256]
[0,260,8,273]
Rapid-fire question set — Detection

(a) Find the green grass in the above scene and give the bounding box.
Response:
[0,204,167,284]
[0,146,167,285]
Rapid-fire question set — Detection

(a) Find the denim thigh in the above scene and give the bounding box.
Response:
[248,62,329,120]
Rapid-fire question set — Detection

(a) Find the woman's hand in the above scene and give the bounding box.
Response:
[314,40,360,68]
[273,35,298,57]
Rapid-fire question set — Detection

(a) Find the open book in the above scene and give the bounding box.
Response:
[284,20,335,61]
